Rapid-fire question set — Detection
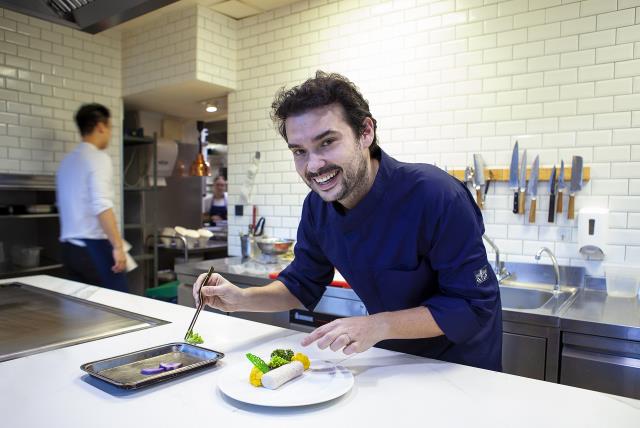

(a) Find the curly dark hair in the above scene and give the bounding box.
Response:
[271,71,379,156]
[75,103,110,136]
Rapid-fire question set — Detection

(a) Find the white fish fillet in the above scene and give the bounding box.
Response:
[261,361,304,390]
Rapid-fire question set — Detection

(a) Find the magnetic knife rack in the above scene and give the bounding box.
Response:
[448,166,591,182]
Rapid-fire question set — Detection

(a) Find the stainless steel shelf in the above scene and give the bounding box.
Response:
[0,262,64,278]
[0,214,59,219]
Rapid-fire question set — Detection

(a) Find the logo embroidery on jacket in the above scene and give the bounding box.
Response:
[474,266,489,285]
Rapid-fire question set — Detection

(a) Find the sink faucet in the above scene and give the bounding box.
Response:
[535,247,560,293]
[482,234,511,282]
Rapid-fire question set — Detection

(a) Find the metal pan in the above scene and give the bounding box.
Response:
[80,342,224,389]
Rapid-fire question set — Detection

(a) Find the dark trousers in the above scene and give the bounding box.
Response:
[61,239,128,293]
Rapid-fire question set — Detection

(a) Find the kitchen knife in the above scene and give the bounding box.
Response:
[473,154,486,209]
[527,155,539,224]
[548,165,557,223]
[518,149,527,214]
[509,141,519,214]
[556,159,565,214]
[567,155,583,220]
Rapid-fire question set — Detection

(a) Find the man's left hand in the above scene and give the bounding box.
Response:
[301,315,387,355]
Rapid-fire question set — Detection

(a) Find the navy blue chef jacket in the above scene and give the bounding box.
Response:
[278,149,502,371]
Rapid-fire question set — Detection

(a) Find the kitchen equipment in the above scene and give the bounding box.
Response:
[578,207,609,260]
[556,159,566,213]
[548,165,557,223]
[464,166,473,189]
[184,266,214,341]
[568,156,583,220]
[10,246,42,268]
[509,141,520,214]
[527,156,539,223]
[252,217,265,237]
[217,359,354,407]
[240,233,253,259]
[473,154,486,209]
[604,264,640,298]
[518,149,527,214]
[196,228,213,247]
[80,343,224,390]
[0,282,167,362]
[256,238,294,256]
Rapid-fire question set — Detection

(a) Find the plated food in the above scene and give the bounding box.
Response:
[246,348,310,390]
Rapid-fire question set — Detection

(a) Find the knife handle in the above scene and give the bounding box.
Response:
[513,191,519,213]
[548,194,556,223]
[529,199,537,223]
[556,190,563,213]
[476,188,484,209]
[518,190,526,214]
[568,194,576,219]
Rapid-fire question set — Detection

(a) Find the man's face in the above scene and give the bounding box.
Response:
[284,103,373,207]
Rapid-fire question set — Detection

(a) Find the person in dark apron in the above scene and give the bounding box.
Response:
[208,175,227,224]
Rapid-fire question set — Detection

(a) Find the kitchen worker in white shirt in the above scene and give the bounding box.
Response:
[56,103,127,292]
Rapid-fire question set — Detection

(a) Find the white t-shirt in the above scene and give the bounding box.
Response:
[56,142,114,243]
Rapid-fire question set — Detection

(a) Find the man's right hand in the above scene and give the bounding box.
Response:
[111,247,126,273]
[193,273,245,312]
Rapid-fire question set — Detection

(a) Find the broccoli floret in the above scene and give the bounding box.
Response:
[270,349,294,361]
[268,355,290,369]
[185,331,204,345]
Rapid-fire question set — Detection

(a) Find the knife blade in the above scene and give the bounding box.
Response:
[568,155,583,220]
[527,155,539,223]
[473,154,486,209]
[509,141,519,214]
[556,159,565,213]
[548,165,557,223]
[518,149,527,214]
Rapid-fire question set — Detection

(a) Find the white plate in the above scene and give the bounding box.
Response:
[218,361,354,407]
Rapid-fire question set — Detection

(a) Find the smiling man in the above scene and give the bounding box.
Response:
[194,71,502,371]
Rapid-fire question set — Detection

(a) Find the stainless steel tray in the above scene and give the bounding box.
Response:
[80,343,224,389]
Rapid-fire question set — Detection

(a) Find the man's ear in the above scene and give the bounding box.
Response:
[360,117,374,149]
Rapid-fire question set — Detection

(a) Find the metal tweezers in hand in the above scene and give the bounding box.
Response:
[184,266,214,341]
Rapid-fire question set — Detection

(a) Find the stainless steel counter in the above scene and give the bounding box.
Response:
[561,289,640,341]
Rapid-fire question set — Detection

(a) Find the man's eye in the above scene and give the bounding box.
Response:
[321,139,334,147]
[292,149,305,156]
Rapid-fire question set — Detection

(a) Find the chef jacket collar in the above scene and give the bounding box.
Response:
[330,148,394,233]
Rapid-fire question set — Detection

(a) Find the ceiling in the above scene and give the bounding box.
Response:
[123,80,229,121]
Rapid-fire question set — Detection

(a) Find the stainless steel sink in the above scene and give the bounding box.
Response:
[500,283,575,310]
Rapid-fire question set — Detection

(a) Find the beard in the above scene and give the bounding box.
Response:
[304,149,369,205]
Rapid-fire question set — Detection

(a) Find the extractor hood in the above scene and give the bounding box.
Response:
[0,0,179,34]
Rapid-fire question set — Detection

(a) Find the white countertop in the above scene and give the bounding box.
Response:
[1,275,639,428]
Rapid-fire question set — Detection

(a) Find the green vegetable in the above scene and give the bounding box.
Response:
[246,353,270,373]
[268,355,290,369]
[270,349,294,362]
[185,331,204,345]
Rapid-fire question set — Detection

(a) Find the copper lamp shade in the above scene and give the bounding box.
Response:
[189,153,210,177]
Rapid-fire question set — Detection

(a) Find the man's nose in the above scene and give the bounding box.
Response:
[306,152,325,174]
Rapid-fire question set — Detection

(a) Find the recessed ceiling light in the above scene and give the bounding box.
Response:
[205,103,218,113]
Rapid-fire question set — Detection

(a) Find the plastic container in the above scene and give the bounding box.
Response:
[145,280,179,303]
[605,264,640,298]
[11,246,42,268]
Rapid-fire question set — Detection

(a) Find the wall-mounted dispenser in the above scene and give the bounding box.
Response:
[578,207,609,260]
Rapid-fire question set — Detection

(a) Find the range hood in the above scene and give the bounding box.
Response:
[0,0,179,34]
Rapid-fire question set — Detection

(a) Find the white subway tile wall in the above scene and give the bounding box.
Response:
[0,8,123,217]
[227,0,640,271]
[122,5,237,96]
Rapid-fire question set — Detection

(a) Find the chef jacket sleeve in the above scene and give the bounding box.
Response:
[277,198,333,310]
[423,190,499,344]
[88,154,114,216]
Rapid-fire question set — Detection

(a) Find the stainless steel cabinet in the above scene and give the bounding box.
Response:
[502,332,547,380]
[560,332,640,399]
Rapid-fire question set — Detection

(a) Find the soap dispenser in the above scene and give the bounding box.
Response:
[577,207,609,260]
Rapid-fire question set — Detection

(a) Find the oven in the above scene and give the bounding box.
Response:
[288,286,367,332]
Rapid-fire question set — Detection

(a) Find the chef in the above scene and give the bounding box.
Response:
[56,103,127,292]
[207,175,228,224]
[194,71,502,371]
